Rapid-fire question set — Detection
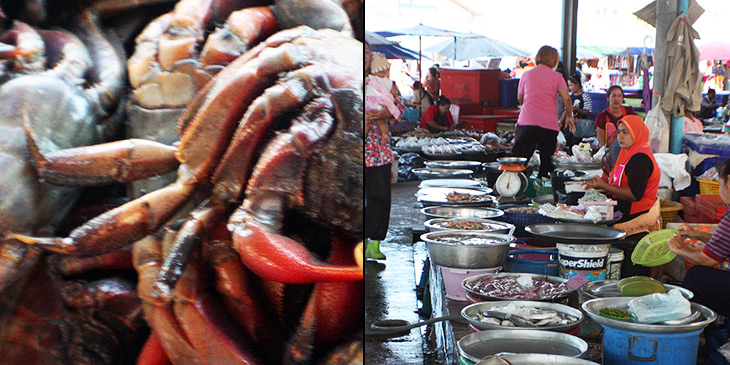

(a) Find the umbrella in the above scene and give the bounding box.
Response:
[365,31,425,60]
[575,47,603,60]
[697,41,730,61]
[425,35,530,61]
[375,24,478,77]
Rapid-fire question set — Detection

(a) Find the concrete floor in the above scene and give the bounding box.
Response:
[364,179,716,364]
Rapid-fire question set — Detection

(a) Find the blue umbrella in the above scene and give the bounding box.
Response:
[425,35,530,60]
[365,31,426,60]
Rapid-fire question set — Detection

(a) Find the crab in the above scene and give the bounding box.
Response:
[124,0,360,197]
[14,25,363,363]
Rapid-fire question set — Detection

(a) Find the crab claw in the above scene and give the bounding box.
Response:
[229,213,362,284]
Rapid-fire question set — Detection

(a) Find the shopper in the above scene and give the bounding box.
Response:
[584,115,661,236]
[512,45,574,179]
[364,41,403,260]
[420,95,454,133]
[423,66,440,101]
[411,81,433,119]
[560,76,593,147]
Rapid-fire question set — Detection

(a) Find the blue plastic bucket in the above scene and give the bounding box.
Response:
[602,326,703,365]
[506,249,560,276]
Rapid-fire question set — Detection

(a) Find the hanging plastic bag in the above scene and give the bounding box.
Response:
[628,288,691,324]
[645,101,670,153]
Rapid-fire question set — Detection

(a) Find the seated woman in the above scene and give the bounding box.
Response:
[420,95,454,133]
[584,115,661,237]
[668,157,730,363]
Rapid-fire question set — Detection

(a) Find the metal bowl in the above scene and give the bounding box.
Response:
[424,160,482,170]
[476,354,598,365]
[496,157,527,166]
[582,297,717,334]
[458,329,587,362]
[421,231,514,269]
[580,280,694,300]
[461,300,584,332]
[424,218,515,235]
[525,223,626,244]
[412,167,472,180]
[462,273,573,302]
[420,206,504,220]
[419,179,484,190]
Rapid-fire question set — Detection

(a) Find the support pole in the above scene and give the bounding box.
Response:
[670,0,689,154]
[561,0,578,80]
[418,35,422,82]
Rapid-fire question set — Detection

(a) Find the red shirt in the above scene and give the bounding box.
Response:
[420,105,454,131]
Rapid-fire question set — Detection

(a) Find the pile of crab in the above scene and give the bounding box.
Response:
[0,0,364,363]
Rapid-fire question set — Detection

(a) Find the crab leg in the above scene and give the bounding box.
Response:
[230,217,362,283]
[199,6,279,66]
[152,199,228,300]
[0,21,45,71]
[24,134,179,186]
[134,234,204,365]
[13,181,195,255]
[205,236,285,359]
[173,259,259,364]
[47,247,133,276]
[0,240,42,294]
[137,331,173,365]
[286,235,363,362]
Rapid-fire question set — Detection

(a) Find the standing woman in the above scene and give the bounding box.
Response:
[423,66,440,102]
[560,76,593,147]
[512,45,575,179]
[364,41,403,260]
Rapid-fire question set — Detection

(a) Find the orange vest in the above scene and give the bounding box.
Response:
[609,146,660,215]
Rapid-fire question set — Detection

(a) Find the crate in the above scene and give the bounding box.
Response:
[698,179,720,195]
[660,200,683,228]
[696,194,728,221]
[440,68,500,105]
[583,200,617,221]
[499,78,520,108]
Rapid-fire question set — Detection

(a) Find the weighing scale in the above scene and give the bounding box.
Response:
[493,157,529,204]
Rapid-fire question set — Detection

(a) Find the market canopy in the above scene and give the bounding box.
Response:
[365,31,425,60]
[375,24,476,38]
[425,35,531,60]
[697,41,730,61]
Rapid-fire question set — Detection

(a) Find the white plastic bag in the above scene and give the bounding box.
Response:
[645,102,670,153]
[628,288,691,324]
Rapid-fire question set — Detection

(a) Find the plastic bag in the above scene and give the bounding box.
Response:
[628,288,692,324]
[645,101,670,153]
[397,153,425,182]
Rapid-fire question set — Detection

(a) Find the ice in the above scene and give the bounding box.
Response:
[516,275,534,288]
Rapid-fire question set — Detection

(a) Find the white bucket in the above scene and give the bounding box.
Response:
[440,266,501,301]
[555,243,610,282]
[606,248,624,281]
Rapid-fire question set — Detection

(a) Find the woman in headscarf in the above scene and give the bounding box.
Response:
[584,114,661,237]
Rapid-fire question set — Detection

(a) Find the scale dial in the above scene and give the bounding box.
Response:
[495,171,527,198]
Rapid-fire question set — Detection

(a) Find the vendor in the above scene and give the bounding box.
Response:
[584,115,661,237]
[595,85,637,148]
[668,158,730,364]
[698,88,719,120]
[668,157,730,318]
[420,95,454,133]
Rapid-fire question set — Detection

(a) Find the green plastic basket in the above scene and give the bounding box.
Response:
[631,229,678,267]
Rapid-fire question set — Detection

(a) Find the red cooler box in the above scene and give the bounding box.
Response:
[440,68,500,106]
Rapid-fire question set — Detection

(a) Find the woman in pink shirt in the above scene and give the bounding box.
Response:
[513,46,575,179]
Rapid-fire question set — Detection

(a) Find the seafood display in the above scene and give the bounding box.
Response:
[435,220,504,231]
[505,206,540,214]
[465,275,570,300]
[447,191,490,203]
[0,0,364,363]
[429,233,509,245]
[472,303,580,328]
